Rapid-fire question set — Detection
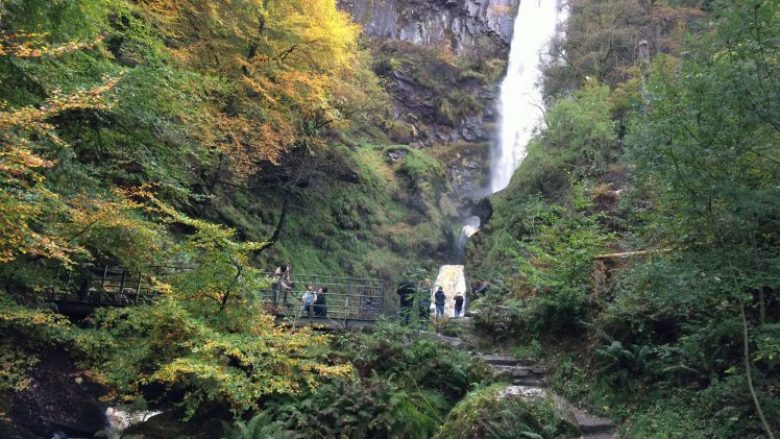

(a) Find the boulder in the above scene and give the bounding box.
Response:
[1,349,107,438]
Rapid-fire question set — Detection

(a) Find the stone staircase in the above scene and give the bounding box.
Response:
[478,354,616,439]
[431,317,617,438]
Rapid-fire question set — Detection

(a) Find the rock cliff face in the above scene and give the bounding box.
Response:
[339,0,518,206]
[338,0,518,53]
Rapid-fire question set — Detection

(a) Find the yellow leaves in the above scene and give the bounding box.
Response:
[266,0,359,71]
[0,32,103,58]
[0,76,121,131]
[127,0,375,181]
[314,362,354,378]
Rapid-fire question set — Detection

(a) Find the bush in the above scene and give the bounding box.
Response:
[230,321,492,438]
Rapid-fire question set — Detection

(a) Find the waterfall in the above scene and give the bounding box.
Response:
[444,2,567,304]
[490,0,566,193]
[433,265,468,317]
[454,215,481,262]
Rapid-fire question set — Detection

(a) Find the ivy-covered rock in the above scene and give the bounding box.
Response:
[435,384,579,439]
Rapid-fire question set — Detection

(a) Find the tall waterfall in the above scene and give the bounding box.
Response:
[490,0,565,193]
[448,1,566,290]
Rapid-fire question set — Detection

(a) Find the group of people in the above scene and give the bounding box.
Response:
[271,265,328,318]
[272,264,475,323]
[396,278,465,325]
[301,284,328,317]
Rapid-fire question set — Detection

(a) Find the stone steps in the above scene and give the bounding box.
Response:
[513,376,548,387]
[582,434,615,439]
[477,354,534,367]
[478,353,615,437]
[489,364,547,375]
[447,330,617,439]
[573,409,615,435]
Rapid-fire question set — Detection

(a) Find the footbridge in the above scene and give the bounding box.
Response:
[43,266,387,328]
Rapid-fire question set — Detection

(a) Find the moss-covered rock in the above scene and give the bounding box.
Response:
[435,384,579,439]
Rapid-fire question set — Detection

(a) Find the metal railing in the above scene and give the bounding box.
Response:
[42,267,386,321]
[257,272,385,322]
[43,266,160,306]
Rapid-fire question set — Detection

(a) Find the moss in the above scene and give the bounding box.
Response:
[372,41,498,126]
[385,145,446,183]
[435,384,580,439]
[206,143,453,283]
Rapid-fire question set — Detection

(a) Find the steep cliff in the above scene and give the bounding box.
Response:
[339,0,519,205]
[338,0,517,52]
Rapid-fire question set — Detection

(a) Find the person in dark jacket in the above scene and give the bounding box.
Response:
[454,294,465,318]
[434,286,446,317]
[313,287,328,317]
[397,280,415,325]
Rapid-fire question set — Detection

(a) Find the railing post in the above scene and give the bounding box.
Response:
[345,279,351,327]
[380,281,385,318]
[136,273,143,303]
[118,270,127,298]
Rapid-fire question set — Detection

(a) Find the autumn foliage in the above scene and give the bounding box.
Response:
[0,0,388,422]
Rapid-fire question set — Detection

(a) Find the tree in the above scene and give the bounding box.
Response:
[633,1,779,435]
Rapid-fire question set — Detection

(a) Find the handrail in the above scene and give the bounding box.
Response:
[42,266,387,320]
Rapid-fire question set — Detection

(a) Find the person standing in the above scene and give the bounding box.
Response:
[434,286,446,317]
[314,287,328,317]
[396,280,415,325]
[272,264,293,305]
[454,294,465,318]
[301,284,314,317]
[419,279,432,320]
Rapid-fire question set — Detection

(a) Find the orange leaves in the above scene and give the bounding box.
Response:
[0,146,53,181]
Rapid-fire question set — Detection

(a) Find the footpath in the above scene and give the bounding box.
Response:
[430,317,616,439]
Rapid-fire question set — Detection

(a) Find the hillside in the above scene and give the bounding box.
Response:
[1,0,778,438]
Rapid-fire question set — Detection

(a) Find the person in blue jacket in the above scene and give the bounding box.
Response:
[434,286,446,317]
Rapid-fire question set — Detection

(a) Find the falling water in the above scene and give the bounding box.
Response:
[445,1,567,308]
[454,215,481,262]
[490,0,565,193]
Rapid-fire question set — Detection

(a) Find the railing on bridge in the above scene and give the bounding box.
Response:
[43,267,386,325]
[256,273,385,324]
[43,266,160,307]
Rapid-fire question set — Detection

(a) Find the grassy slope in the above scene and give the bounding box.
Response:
[204,144,456,280]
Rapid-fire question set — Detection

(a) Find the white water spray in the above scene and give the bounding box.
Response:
[490,0,565,193]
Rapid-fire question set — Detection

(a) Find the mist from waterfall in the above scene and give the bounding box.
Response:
[490,0,565,193]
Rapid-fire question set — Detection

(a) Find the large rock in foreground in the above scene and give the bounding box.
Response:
[435,383,580,439]
[0,350,107,438]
